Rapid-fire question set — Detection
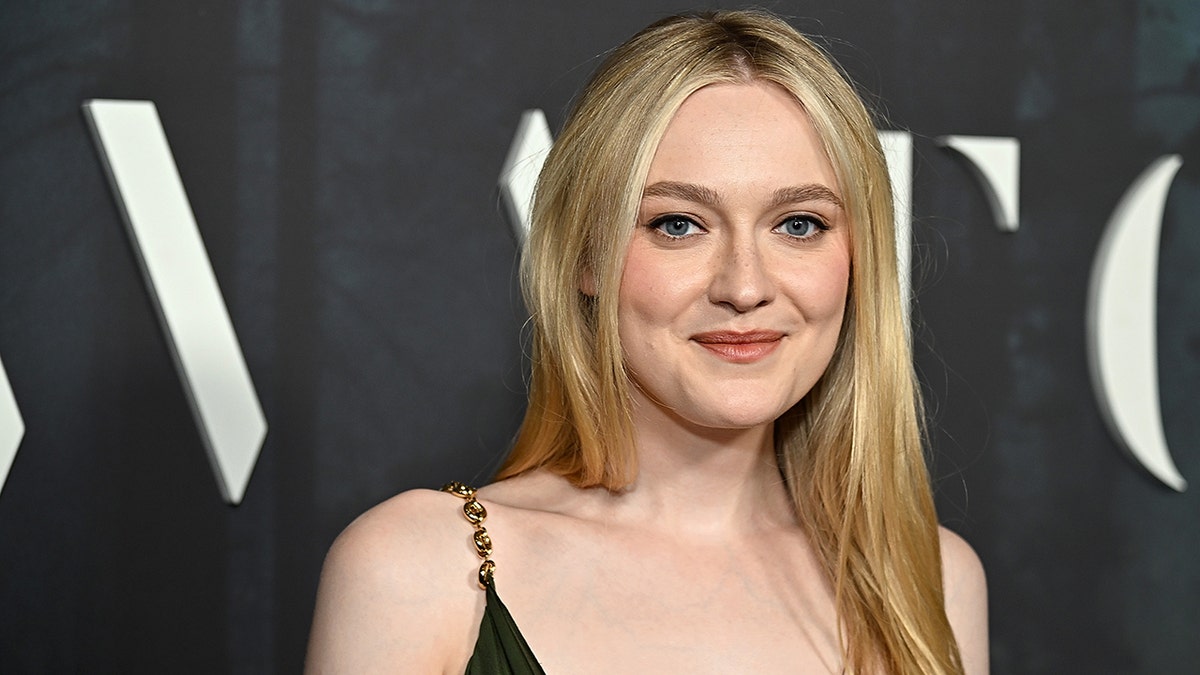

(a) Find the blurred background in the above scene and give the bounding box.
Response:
[1,1,1197,672]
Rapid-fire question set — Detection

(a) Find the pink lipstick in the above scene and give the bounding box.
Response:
[691,330,784,364]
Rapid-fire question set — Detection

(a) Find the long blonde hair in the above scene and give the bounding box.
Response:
[498,10,960,674]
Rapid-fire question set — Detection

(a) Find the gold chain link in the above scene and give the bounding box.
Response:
[441,482,495,589]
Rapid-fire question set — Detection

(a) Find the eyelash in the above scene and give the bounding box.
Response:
[646,213,830,240]
[648,214,703,239]
[773,214,830,240]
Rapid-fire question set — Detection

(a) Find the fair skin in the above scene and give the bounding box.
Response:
[306,82,988,674]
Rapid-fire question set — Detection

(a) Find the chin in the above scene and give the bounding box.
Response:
[678,394,796,431]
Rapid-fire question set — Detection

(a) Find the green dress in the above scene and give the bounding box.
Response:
[465,580,546,674]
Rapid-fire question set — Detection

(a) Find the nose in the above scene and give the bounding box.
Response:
[707,233,775,312]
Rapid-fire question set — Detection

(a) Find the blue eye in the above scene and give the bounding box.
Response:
[651,215,702,238]
[775,215,827,238]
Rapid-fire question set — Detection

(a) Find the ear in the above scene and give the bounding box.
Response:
[580,267,597,297]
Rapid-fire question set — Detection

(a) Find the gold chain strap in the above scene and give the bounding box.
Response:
[441,482,495,589]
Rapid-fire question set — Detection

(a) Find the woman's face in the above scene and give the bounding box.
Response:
[617,80,851,432]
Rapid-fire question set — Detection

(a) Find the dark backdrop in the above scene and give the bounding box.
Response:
[1,1,1197,673]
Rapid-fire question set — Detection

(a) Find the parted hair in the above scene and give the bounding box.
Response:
[497,10,962,674]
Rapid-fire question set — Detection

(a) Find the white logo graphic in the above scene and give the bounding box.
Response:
[0,356,24,493]
[937,135,1022,232]
[82,99,267,505]
[498,109,553,245]
[1087,155,1187,492]
[0,110,1183,500]
[878,131,914,320]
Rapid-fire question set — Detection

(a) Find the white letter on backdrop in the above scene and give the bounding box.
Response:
[937,135,1021,232]
[499,109,553,246]
[1087,155,1186,491]
[0,356,24,496]
[83,99,268,505]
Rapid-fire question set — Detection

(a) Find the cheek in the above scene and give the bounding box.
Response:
[820,234,852,312]
[820,263,851,317]
[789,252,851,321]
[618,250,657,307]
[617,241,695,330]
[617,277,673,340]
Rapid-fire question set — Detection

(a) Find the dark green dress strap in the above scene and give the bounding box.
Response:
[465,579,546,674]
[441,482,546,675]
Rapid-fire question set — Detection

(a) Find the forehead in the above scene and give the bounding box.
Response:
[645,81,838,195]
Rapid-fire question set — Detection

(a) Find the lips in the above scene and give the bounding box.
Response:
[691,330,785,364]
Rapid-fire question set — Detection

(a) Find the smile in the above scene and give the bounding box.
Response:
[691,330,785,364]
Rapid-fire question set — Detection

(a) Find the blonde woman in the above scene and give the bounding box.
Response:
[308,10,987,674]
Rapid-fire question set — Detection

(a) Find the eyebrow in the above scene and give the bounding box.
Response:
[641,181,844,210]
[771,184,844,210]
[641,181,723,206]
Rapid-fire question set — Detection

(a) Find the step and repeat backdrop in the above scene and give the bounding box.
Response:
[1,1,1197,672]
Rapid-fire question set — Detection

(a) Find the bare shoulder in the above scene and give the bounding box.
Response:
[938,526,989,675]
[938,526,986,594]
[305,489,485,674]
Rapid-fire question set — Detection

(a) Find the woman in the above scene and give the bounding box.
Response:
[307,10,987,674]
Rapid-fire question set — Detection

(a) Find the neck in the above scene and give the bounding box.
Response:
[599,391,795,536]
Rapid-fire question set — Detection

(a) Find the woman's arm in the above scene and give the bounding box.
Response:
[305,490,482,674]
[939,527,989,675]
